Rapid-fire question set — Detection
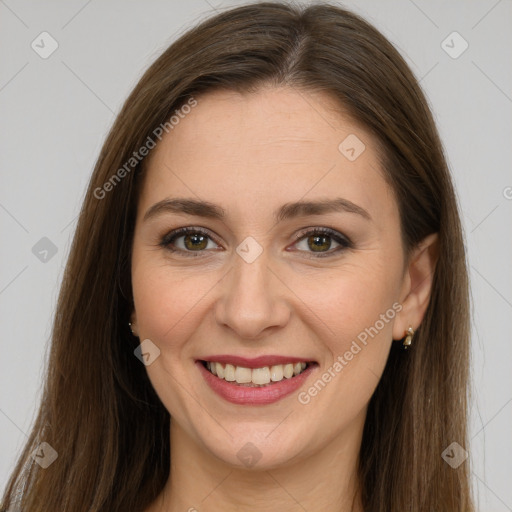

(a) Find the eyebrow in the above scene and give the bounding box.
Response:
[143,197,371,223]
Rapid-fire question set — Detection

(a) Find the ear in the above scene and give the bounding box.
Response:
[129,311,139,337]
[393,233,439,340]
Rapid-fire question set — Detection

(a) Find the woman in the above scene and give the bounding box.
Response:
[1,2,474,511]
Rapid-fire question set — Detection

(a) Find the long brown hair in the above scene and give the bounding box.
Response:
[1,2,474,510]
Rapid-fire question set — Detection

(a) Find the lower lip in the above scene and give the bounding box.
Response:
[196,361,317,405]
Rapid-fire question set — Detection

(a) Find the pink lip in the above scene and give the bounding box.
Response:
[199,354,315,369]
[196,360,318,405]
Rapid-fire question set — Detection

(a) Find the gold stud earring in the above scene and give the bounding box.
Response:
[403,326,414,349]
[128,322,137,337]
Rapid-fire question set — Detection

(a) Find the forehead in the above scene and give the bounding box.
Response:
[138,87,397,226]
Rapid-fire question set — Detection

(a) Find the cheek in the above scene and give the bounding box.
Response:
[131,258,215,349]
[292,257,401,412]
[295,257,400,349]
[132,248,402,357]
[130,261,216,413]
[293,271,398,429]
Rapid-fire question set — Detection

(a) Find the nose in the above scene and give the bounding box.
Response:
[214,249,291,340]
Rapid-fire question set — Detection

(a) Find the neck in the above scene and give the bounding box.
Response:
[151,412,366,512]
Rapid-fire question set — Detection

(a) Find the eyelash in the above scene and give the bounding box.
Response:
[159,226,352,259]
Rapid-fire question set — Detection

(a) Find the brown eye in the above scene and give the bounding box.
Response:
[183,232,209,251]
[160,227,220,256]
[306,234,334,252]
[293,228,352,258]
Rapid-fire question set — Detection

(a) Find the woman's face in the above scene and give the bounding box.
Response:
[131,86,409,469]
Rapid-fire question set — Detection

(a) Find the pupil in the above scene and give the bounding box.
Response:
[185,233,207,250]
[309,235,330,252]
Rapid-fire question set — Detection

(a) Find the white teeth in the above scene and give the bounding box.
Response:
[283,363,294,379]
[234,366,252,383]
[252,367,271,385]
[270,364,284,382]
[224,363,236,381]
[206,361,309,385]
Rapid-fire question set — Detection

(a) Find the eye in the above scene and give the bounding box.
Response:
[160,227,221,257]
[291,227,352,258]
[160,226,352,259]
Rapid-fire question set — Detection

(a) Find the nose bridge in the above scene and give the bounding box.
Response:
[215,244,290,339]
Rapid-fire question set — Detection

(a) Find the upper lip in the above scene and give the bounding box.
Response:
[199,355,316,369]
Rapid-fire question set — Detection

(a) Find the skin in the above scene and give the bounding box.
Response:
[131,86,438,512]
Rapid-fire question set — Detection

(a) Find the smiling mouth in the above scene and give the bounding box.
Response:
[200,360,316,387]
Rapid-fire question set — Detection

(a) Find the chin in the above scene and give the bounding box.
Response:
[197,421,312,471]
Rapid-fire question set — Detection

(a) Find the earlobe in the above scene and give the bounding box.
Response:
[393,233,439,340]
[129,312,139,337]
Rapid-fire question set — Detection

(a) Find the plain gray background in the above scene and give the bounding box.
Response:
[1,0,511,509]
